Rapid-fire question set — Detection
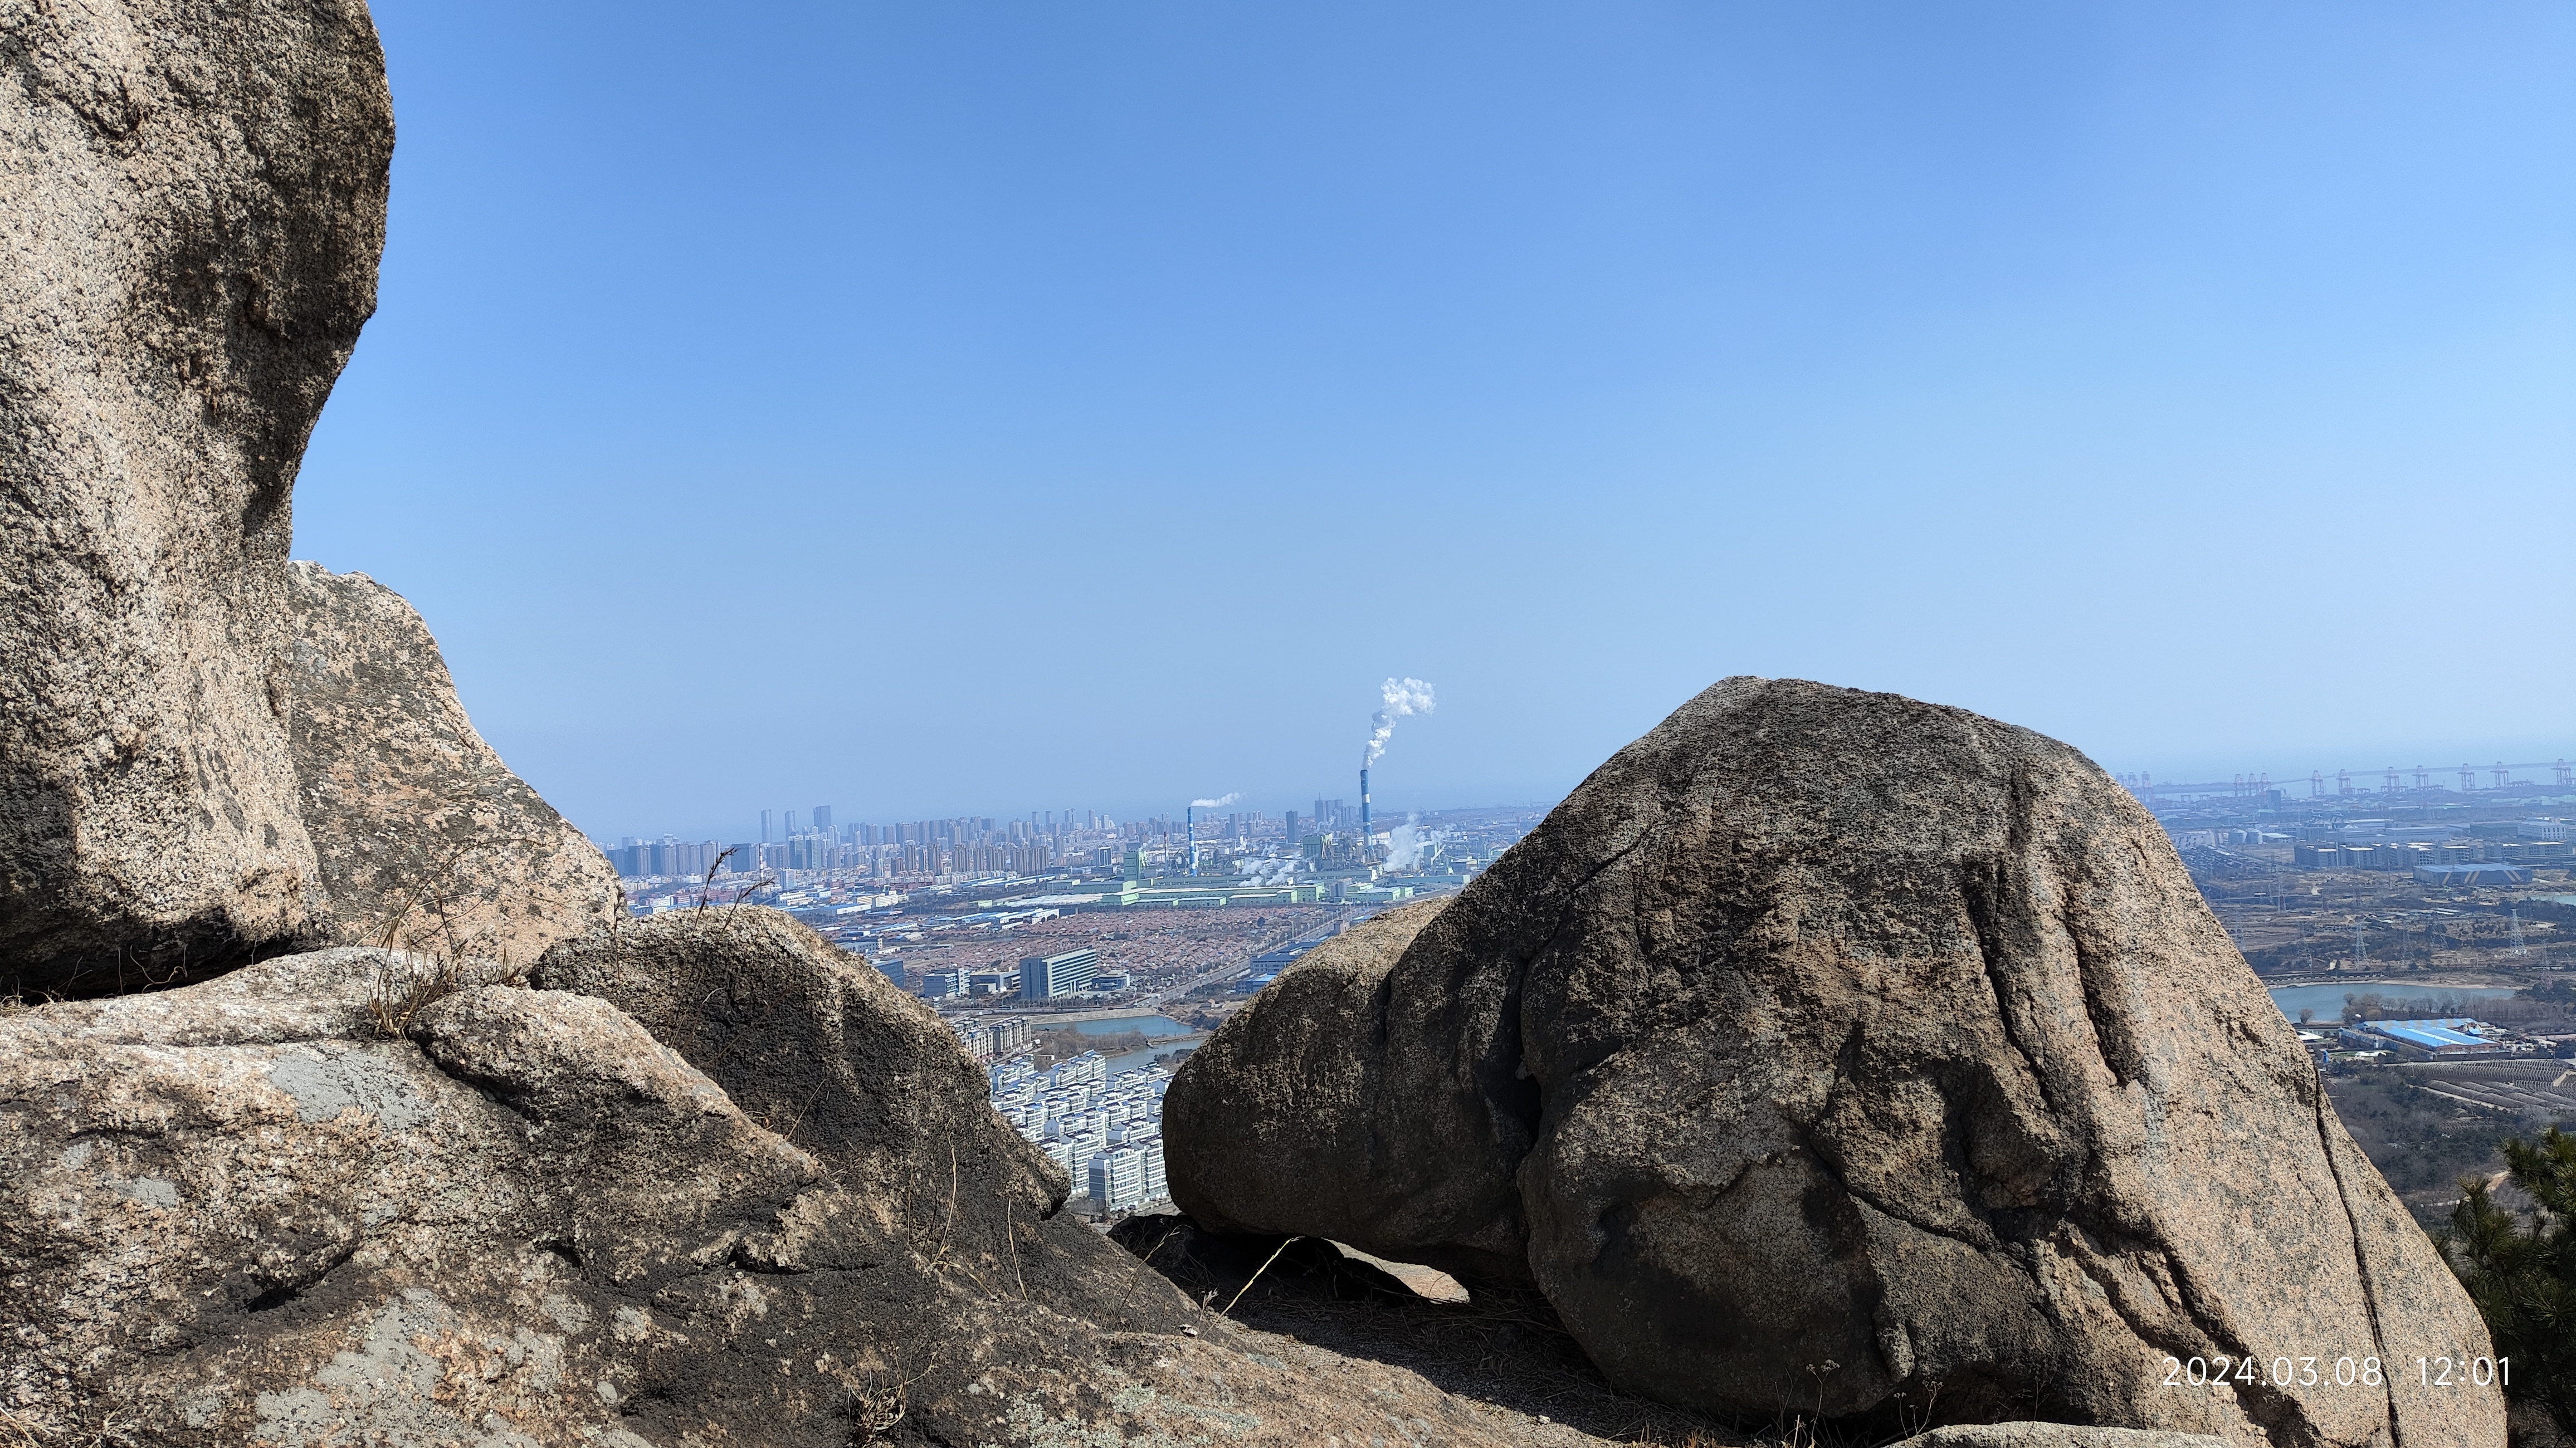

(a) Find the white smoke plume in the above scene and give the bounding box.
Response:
[1235,855,1301,886]
[1364,677,1436,766]
[1190,793,1241,810]
[1382,818,1443,872]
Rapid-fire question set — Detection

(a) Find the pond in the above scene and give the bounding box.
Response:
[2266,982,2520,1024]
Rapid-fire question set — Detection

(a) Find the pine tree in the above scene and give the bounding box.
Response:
[2443,1126,2576,1439]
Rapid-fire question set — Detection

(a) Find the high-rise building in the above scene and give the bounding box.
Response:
[1139,1136,1167,1201]
[1064,1133,1106,1196]
[760,809,773,843]
[813,805,832,832]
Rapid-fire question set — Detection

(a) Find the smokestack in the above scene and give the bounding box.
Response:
[1360,767,1371,862]
[1183,793,1237,878]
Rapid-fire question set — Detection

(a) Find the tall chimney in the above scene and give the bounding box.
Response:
[1359,767,1371,862]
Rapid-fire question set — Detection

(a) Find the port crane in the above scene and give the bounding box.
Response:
[2118,760,2574,800]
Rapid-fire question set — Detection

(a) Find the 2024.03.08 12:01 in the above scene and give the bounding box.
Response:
[2160,1354,2506,1390]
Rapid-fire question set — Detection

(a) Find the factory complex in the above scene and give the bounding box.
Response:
[2331,1016,2553,1062]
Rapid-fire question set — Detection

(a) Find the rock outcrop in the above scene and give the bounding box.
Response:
[1166,898,1514,1283]
[0,909,1568,1445]
[532,907,1132,1306]
[1165,678,2504,1446]
[1,0,393,990]
[288,561,620,962]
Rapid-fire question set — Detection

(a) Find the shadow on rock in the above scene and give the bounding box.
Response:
[1114,1212,1757,1446]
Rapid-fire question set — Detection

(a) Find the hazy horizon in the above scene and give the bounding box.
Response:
[293,2,2573,840]
[582,705,2576,847]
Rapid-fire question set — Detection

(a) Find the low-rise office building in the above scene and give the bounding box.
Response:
[1019,947,1100,1000]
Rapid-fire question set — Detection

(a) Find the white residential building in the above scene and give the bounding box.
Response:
[1090,1147,1147,1211]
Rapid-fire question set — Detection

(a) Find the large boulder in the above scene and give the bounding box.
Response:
[0,910,1564,1445]
[287,561,621,962]
[0,0,393,991]
[1165,678,2504,1446]
[1166,898,1515,1282]
[531,907,1119,1298]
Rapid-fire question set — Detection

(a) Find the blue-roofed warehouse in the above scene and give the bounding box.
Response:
[2343,1017,2515,1059]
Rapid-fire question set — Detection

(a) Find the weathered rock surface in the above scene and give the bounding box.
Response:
[534,906,1138,1314]
[287,561,620,962]
[1166,677,2504,1446]
[1166,898,1513,1283]
[0,909,1563,1444]
[1,0,393,991]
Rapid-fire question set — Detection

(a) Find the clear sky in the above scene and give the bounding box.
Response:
[295,1,2575,841]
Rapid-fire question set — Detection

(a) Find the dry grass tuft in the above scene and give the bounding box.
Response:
[364,949,528,1039]
[357,833,537,1038]
[0,1402,144,1447]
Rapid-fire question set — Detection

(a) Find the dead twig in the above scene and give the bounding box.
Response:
[919,1135,962,1270]
[1221,1235,1302,1318]
[1003,1192,1028,1302]
[694,846,739,912]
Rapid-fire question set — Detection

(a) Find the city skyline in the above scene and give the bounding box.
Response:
[587,741,2576,850]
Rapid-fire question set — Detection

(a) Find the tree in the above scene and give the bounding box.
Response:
[2442,1127,2576,1439]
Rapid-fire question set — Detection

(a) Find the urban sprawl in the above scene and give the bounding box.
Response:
[598,798,1546,1219]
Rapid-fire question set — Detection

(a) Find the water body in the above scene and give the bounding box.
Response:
[2266,983,2519,1023]
[1100,1036,1207,1077]
[1070,1015,1191,1038]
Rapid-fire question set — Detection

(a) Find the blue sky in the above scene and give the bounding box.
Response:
[295,1,2575,840]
